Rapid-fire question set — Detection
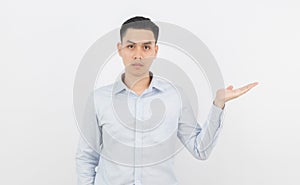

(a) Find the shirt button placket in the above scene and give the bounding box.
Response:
[134,96,143,185]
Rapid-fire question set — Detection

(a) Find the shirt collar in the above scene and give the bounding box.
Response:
[112,71,165,95]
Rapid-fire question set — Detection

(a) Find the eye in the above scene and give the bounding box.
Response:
[144,45,151,50]
[127,45,134,49]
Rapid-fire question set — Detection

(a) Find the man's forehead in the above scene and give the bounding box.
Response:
[124,40,155,44]
[122,28,155,43]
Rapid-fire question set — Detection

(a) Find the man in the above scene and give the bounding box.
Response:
[76,16,258,185]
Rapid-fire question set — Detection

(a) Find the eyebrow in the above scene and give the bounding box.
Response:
[126,40,153,45]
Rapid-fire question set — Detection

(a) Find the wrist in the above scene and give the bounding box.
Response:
[213,99,225,109]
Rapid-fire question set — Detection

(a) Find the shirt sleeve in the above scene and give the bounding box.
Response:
[76,137,100,185]
[177,87,225,160]
[75,92,102,185]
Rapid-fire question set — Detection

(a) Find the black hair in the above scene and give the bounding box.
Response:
[120,16,159,44]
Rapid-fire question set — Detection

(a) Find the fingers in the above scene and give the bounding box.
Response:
[236,82,259,96]
[246,82,259,90]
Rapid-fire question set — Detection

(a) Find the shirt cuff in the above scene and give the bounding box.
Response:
[210,102,225,128]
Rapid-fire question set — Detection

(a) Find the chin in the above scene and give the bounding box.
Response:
[128,69,149,76]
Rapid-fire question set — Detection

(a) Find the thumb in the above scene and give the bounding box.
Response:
[226,85,234,90]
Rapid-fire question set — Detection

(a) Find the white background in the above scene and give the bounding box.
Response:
[1,0,299,184]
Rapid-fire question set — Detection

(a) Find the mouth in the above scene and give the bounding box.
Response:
[131,63,144,67]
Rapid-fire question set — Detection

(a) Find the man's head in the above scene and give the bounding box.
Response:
[117,16,159,77]
[120,16,159,44]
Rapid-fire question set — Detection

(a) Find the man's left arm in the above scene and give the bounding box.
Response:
[177,88,225,160]
[177,82,258,160]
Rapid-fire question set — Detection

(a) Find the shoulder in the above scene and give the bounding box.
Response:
[87,83,115,106]
[94,83,114,97]
[154,76,182,94]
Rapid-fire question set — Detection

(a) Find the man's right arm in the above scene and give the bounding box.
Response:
[75,92,102,185]
[76,135,100,185]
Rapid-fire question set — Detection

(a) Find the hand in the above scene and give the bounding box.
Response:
[213,82,259,109]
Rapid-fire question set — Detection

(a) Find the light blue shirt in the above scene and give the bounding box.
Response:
[76,71,225,185]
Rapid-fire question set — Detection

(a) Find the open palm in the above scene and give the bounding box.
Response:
[214,82,259,109]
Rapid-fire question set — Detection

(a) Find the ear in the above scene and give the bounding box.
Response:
[117,42,122,57]
[154,44,159,57]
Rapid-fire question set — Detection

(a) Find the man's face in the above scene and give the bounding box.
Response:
[117,28,158,77]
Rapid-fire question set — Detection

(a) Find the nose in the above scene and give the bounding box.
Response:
[133,46,143,60]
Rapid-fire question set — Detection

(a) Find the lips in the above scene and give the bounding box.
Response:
[132,63,144,66]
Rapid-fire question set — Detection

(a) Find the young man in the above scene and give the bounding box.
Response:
[76,16,258,185]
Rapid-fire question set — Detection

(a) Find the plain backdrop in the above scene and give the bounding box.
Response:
[1,0,299,184]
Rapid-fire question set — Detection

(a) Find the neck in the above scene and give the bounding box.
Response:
[123,72,151,94]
